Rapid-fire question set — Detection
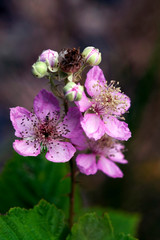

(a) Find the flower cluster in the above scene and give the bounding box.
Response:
[10,46,131,178]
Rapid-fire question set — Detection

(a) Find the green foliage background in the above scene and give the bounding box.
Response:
[0,152,139,239]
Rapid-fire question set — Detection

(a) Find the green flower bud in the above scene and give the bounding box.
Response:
[32,61,48,78]
[82,46,101,66]
[63,82,84,101]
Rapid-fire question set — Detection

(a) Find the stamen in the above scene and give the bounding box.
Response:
[19,110,71,151]
[89,80,128,118]
[88,135,116,156]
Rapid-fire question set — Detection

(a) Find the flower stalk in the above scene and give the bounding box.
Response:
[62,99,76,228]
[69,157,76,229]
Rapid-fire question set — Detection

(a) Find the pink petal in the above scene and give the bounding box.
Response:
[13,139,41,157]
[45,141,76,162]
[39,49,58,67]
[34,89,60,120]
[101,143,127,164]
[60,107,82,138]
[103,116,131,141]
[75,91,92,112]
[70,129,88,150]
[108,149,128,164]
[81,113,106,140]
[97,156,123,178]
[10,107,33,138]
[76,153,97,175]
[85,66,106,97]
[114,143,125,151]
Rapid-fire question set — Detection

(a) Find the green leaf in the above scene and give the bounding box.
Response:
[68,212,138,240]
[75,207,140,237]
[116,233,138,240]
[0,199,68,240]
[0,152,70,214]
[67,212,113,240]
[107,209,140,236]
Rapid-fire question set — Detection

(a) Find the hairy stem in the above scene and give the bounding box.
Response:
[69,158,76,229]
[63,99,76,229]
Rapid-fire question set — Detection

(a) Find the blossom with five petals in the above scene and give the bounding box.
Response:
[71,132,127,178]
[76,66,131,141]
[10,89,81,162]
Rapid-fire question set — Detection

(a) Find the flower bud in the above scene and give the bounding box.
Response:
[82,46,101,66]
[63,82,84,101]
[39,49,59,72]
[32,61,48,78]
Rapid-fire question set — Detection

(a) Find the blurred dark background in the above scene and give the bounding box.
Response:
[0,0,160,239]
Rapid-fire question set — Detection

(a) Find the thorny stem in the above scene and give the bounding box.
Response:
[49,75,63,98]
[63,99,76,229]
[69,158,76,229]
[49,76,57,96]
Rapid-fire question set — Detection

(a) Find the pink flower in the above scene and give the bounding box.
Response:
[10,89,81,162]
[71,133,127,178]
[76,66,131,141]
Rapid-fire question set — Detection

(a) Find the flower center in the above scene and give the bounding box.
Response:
[35,115,68,146]
[89,81,128,117]
[20,112,70,150]
[88,135,114,155]
[37,122,55,141]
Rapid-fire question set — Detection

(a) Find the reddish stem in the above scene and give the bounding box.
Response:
[69,158,76,229]
[62,99,75,229]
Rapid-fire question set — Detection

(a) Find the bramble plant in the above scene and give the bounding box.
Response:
[1,47,138,239]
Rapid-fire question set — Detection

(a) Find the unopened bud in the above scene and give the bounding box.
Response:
[32,61,48,78]
[63,82,84,101]
[39,49,59,72]
[82,46,101,66]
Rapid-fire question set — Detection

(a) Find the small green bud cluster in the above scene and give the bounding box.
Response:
[32,49,59,78]
[32,46,101,101]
